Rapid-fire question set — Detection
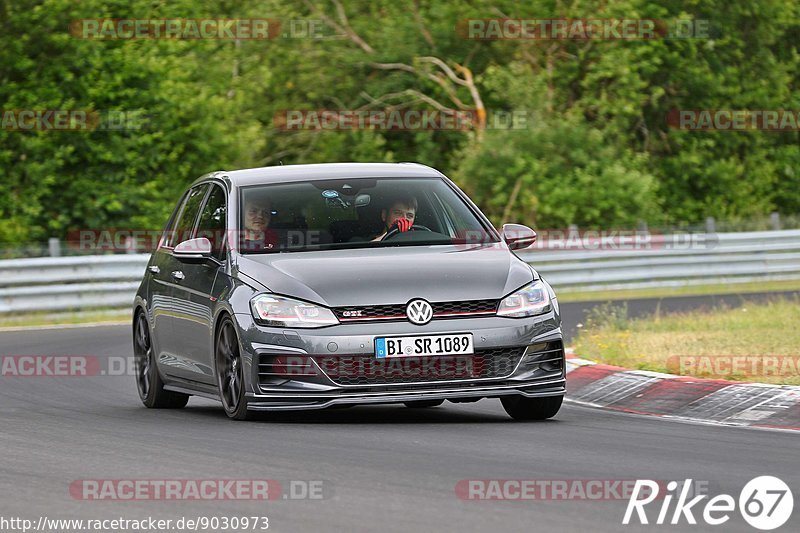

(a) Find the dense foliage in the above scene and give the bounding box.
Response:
[1,0,798,243]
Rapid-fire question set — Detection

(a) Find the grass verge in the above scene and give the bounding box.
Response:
[556,278,800,302]
[0,309,130,329]
[573,297,800,385]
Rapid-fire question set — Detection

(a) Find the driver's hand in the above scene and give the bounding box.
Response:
[393,218,412,233]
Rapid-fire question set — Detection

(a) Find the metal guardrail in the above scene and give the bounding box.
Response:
[518,229,800,292]
[1,230,799,314]
[0,255,149,313]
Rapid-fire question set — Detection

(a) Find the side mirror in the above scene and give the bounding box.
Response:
[173,237,213,262]
[502,224,537,251]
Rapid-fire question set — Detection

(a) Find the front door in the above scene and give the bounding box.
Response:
[170,183,228,385]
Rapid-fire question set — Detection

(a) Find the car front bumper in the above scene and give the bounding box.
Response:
[233,310,566,411]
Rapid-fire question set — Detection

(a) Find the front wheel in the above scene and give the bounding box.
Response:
[133,312,189,409]
[216,317,250,420]
[501,395,562,421]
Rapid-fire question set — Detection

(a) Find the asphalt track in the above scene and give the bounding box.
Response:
[1,324,798,533]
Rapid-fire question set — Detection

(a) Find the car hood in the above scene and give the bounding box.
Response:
[236,245,535,307]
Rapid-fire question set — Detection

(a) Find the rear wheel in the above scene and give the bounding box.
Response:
[216,317,250,420]
[133,312,189,409]
[404,399,444,408]
[501,395,562,421]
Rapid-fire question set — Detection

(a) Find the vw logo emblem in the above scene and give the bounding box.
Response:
[406,299,433,325]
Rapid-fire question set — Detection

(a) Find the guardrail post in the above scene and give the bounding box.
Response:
[705,217,716,234]
[770,212,781,230]
[48,238,61,257]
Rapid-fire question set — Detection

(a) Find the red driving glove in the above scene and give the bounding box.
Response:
[395,218,412,232]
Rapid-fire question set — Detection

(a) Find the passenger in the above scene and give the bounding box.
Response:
[241,196,279,251]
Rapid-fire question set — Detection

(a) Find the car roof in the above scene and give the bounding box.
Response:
[195,162,445,188]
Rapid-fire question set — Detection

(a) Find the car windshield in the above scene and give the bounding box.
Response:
[238,177,498,254]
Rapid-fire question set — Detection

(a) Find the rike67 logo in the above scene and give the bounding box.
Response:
[624,476,794,530]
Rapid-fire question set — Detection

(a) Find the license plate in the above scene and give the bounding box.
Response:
[375,333,474,358]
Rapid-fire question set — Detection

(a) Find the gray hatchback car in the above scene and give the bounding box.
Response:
[133,163,565,420]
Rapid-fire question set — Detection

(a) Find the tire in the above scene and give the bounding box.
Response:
[215,316,251,420]
[501,395,562,421]
[404,399,445,408]
[133,312,189,409]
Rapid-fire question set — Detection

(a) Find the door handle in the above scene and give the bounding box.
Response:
[148,266,160,274]
[171,270,185,281]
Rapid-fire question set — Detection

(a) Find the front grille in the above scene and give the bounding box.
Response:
[312,347,525,386]
[334,299,498,322]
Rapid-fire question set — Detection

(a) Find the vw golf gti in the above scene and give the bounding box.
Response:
[132,163,565,420]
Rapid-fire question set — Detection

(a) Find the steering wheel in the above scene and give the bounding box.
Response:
[381,224,432,241]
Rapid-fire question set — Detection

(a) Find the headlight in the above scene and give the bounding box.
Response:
[497,280,552,317]
[250,294,339,328]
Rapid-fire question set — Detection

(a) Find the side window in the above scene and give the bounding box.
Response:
[196,184,227,260]
[168,185,209,247]
[160,191,188,249]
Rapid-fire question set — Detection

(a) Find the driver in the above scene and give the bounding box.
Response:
[372,195,418,241]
